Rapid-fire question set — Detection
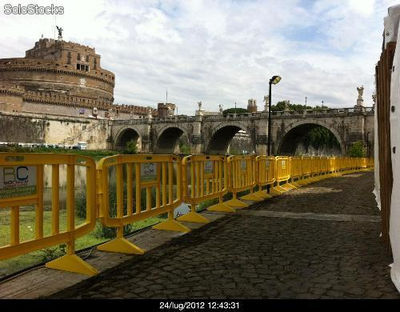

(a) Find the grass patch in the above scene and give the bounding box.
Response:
[0,209,163,279]
[0,146,118,161]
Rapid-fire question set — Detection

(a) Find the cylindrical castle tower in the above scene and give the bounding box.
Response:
[0,38,115,105]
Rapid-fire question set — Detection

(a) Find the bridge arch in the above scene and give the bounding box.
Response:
[114,127,142,151]
[154,125,189,154]
[206,122,253,155]
[276,121,345,155]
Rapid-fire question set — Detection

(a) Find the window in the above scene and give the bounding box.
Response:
[77,64,81,70]
[86,55,89,62]
[77,53,80,60]
[67,52,71,64]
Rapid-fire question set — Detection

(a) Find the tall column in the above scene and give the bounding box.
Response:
[191,113,203,154]
[347,114,365,153]
[255,120,268,155]
[106,119,113,150]
[141,107,153,152]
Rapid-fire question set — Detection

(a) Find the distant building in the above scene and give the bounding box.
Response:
[157,102,176,118]
[247,99,257,113]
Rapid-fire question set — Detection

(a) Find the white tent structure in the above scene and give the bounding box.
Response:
[377,4,400,293]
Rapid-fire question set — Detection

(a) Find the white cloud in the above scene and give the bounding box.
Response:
[0,0,396,114]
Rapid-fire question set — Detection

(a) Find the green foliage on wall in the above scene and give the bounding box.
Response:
[303,126,340,150]
[179,142,191,154]
[348,141,366,157]
[123,139,137,154]
[222,108,248,116]
[271,100,329,112]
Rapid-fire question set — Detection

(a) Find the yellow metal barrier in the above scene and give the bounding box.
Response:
[289,156,303,187]
[224,155,262,208]
[96,154,188,255]
[310,157,322,182]
[0,152,374,276]
[328,157,339,177]
[316,157,329,181]
[0,153,97,276]
[296,156,312,185]
[273,156,295,193]
[253,156,276,199]
[179,155,233,217]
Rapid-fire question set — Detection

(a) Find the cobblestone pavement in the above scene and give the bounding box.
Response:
[49,171,400,299]
[251,172,379,216]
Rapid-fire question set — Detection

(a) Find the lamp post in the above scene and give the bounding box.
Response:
[268,75,281,155]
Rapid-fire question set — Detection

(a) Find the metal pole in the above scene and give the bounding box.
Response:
[268,81,272,156]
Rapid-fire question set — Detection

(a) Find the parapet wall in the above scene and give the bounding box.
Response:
[0,111,109,149]
[0,58,115,86]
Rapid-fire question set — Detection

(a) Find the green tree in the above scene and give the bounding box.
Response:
[123,139,137,154]
[179,142,191,154]
[348,141,366,157]
[303,126,340,150]
[270,100,328,112]
[222,108,248,116]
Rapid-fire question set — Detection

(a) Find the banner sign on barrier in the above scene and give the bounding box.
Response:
[241,160,247,170]
[204,161,213,174]
[0,165,37,199]
[281,160,286,170]
[141,163,157,182]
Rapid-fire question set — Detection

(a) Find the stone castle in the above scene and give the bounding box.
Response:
[0,37,163,119]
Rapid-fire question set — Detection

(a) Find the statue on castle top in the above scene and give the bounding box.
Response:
[372,93,377,110]
[355,86,364,109]
[219,104,223,114]
[263,95,269,112]
[198,101,202,110]
[284,100,290,111]
[357,86,364,100]
[56,26,63,40]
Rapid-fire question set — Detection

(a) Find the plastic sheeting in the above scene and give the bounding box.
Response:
[388,5,400,293]
[374,104,381,211]
[384,5,400,48]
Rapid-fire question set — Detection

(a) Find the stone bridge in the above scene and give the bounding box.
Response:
[110,107,374,155]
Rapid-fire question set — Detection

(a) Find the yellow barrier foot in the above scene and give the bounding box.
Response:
[269,188,283,196]
[240,193,264,202]
[291,182,302,188]
[280,183,296,191]
[153,219,191,232]
[252,191,272,199]
[97,237,145,255]
[177,211,210,223]
[207,202,236,213]
[45,254,98,276]
[224,198,249,209]
[274,185,288,193]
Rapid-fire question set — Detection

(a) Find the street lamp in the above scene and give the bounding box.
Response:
[268,75,281,155]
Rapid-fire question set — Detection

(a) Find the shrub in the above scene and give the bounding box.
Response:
[348,141,366,157]
[39,244,66,262]
[123,139,137,154]
[76,191,87,219]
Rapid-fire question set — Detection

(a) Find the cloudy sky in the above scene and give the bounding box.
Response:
[0,0,398,114]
